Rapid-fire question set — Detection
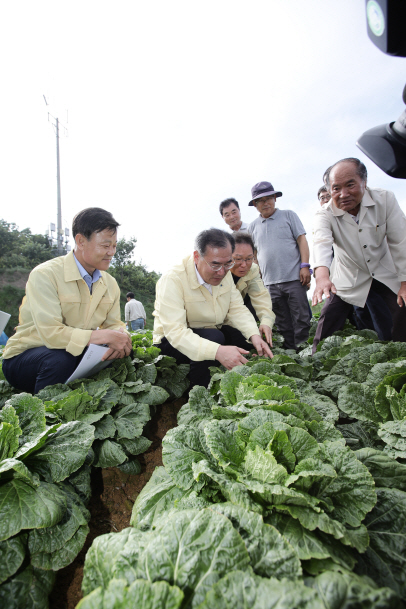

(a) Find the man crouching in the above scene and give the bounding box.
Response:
[153,228,273,388]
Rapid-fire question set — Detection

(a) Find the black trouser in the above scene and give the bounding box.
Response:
[352,288,393,341]
[155,325,252,389]
[312,279,406,354]
[2,346,84,394]
[267,280,311,350]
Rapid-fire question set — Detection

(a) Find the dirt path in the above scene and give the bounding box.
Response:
[49,397,185,609]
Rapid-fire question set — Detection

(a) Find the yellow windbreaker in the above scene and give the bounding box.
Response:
[235,263,275,328]
[153,254,260,361]
[3,251,125,359]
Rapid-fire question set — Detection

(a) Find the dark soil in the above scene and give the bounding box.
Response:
[48,397,186,609]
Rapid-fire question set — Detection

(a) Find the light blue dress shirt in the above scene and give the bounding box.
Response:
[73,253,102,294]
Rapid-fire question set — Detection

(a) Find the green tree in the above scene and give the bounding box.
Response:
[0,220,59,337]
[109,237,160,330]
[0,220,58,269]
[109,237,137,284]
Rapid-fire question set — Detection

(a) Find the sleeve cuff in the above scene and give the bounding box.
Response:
[66,329,93,356]
[203,341,222,361]
[259,316,275,328]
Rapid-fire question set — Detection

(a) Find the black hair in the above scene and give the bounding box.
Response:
[233,232,255,251]
[324,158,368,189]
[219,198,240,216]
[195,228,235,256]
[72,207,120,239]
[126,292,135,299]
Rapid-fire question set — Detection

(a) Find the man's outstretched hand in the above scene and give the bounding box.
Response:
[89,327,132,360]
[216,334,273,370]
[251,335,273,359]
[216,345,250,369]
[259,324,273,346]
[312,267,336,306]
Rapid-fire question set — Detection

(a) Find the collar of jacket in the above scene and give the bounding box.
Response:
[236,263,257,290]
[64,250,105,286]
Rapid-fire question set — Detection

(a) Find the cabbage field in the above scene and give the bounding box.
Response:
[1,324,406,608]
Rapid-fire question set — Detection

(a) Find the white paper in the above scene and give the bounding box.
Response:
[0,311,11,335]
[65,344,111,383]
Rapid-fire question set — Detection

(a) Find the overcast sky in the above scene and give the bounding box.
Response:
[1,1,405,287]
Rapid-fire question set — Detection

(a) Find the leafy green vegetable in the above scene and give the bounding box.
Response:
[4,393,46,445]
[0,480,67,542]
[136,508,250,608]
[306,570,399,608]
[22,421,95,483]
[93,439,128,468]
[77,578,184,609]
[209,502,302,579]
[0,565,55,609]
[0,533,27,584]
[162,425,215,491]
[354,487,406,598]
[28,485,90,555]
[81,527,149,596]
[113,403,150,439]
[378,419,406,459]
[197,569,324,609]
[355,447,406,491]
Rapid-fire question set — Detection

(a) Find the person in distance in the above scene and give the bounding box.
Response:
[219,198,249,233]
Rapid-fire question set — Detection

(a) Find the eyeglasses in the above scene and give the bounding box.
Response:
[201,257,235,272]
[232,256,254,264]
[319,194,331,202]
[255,196,275,205]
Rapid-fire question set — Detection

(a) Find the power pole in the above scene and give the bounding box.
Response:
[44,95,67,254]
[56,117,63,254]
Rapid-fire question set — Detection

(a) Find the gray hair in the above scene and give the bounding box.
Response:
[194,228,235,256]
[324,158,368,189]
[317,185,328,199]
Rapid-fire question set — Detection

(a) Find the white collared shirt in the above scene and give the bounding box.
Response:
[195,265,213,294]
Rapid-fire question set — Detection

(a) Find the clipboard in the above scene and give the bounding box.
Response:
[0,311,11,335]
[65,344,111,383]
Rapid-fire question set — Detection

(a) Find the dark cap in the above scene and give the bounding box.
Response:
[249,181,283,206]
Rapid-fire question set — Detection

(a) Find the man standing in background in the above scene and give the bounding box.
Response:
[318,185,331,206]
[220,198,249,232]
[125,292,147,331]
[248,181,311,351]
[316,176,391,340]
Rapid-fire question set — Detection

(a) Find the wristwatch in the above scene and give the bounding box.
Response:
[300,263,313,275]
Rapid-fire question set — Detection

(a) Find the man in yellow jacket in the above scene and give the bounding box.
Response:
[2,207,132,394]
[153,228,273,388]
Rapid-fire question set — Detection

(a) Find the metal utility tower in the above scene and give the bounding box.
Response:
[43,95,67,254]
